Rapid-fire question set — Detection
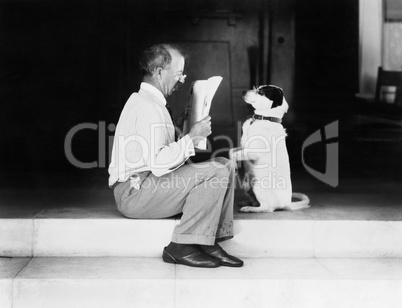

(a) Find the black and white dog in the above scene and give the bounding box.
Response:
[230,85,310,213]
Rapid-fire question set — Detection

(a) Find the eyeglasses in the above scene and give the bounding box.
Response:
[161,67,186,83]
[176,73,187,83]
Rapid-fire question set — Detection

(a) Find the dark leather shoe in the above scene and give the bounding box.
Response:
[200,244,244,267]
[162,247,220,268]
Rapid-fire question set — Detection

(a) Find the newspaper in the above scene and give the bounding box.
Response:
[182,76,223,149]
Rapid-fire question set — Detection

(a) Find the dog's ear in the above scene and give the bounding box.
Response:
[270,87,283,108]
[260,85,283,108]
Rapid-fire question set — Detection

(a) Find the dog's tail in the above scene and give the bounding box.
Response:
[288,192,310,210]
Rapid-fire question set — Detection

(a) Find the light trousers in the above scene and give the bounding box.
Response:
[113,157,235,245]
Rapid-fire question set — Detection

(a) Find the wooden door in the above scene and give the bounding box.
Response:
[167,41,232,130]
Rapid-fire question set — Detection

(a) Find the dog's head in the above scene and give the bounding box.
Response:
[242,85,284,109]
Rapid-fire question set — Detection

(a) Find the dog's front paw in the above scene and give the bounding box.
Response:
[229,147,242,161]
[229,150,237,162]
[229,148,242,170]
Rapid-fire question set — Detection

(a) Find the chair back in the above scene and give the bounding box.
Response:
[374,67,402,105]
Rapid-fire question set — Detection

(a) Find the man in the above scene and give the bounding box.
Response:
[108,43,243,268]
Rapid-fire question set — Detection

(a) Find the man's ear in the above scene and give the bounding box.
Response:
[153,67,163,78]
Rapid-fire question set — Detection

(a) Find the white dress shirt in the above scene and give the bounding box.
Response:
[108,82,195,187]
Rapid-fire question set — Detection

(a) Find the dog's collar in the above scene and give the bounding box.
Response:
[251,114,282,124]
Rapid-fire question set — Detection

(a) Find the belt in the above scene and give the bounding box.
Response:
[110,181,122,189]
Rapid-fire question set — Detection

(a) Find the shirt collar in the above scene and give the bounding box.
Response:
[140,82,167,106]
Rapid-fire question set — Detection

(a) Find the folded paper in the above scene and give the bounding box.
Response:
[183,76,223,149]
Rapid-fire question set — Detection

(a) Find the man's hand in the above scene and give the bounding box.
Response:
[188,116,212,146]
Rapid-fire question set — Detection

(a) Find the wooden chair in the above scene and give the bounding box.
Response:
[353,67,402,142]
[374,66,402,106]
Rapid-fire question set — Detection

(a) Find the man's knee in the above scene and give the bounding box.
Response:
[201,160,230,180]
[211,157,235,170]
[212,156,229,166]
[213,157,236,175]
[191,158,231,180]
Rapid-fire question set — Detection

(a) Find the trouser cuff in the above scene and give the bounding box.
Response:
[171,233,215,246]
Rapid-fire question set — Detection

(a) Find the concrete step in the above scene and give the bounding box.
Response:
[1,257,402,308]
[1,206,402,258]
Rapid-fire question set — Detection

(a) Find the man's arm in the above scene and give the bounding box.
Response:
[135,103,195,175]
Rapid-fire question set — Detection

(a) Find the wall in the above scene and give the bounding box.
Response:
[0,0,364,186]
[294,0,359,111]
[383,22,402,70]
[291,0,359,171]
[358,0,402,96]
[0,0,271,184]
[358,0,383,96]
